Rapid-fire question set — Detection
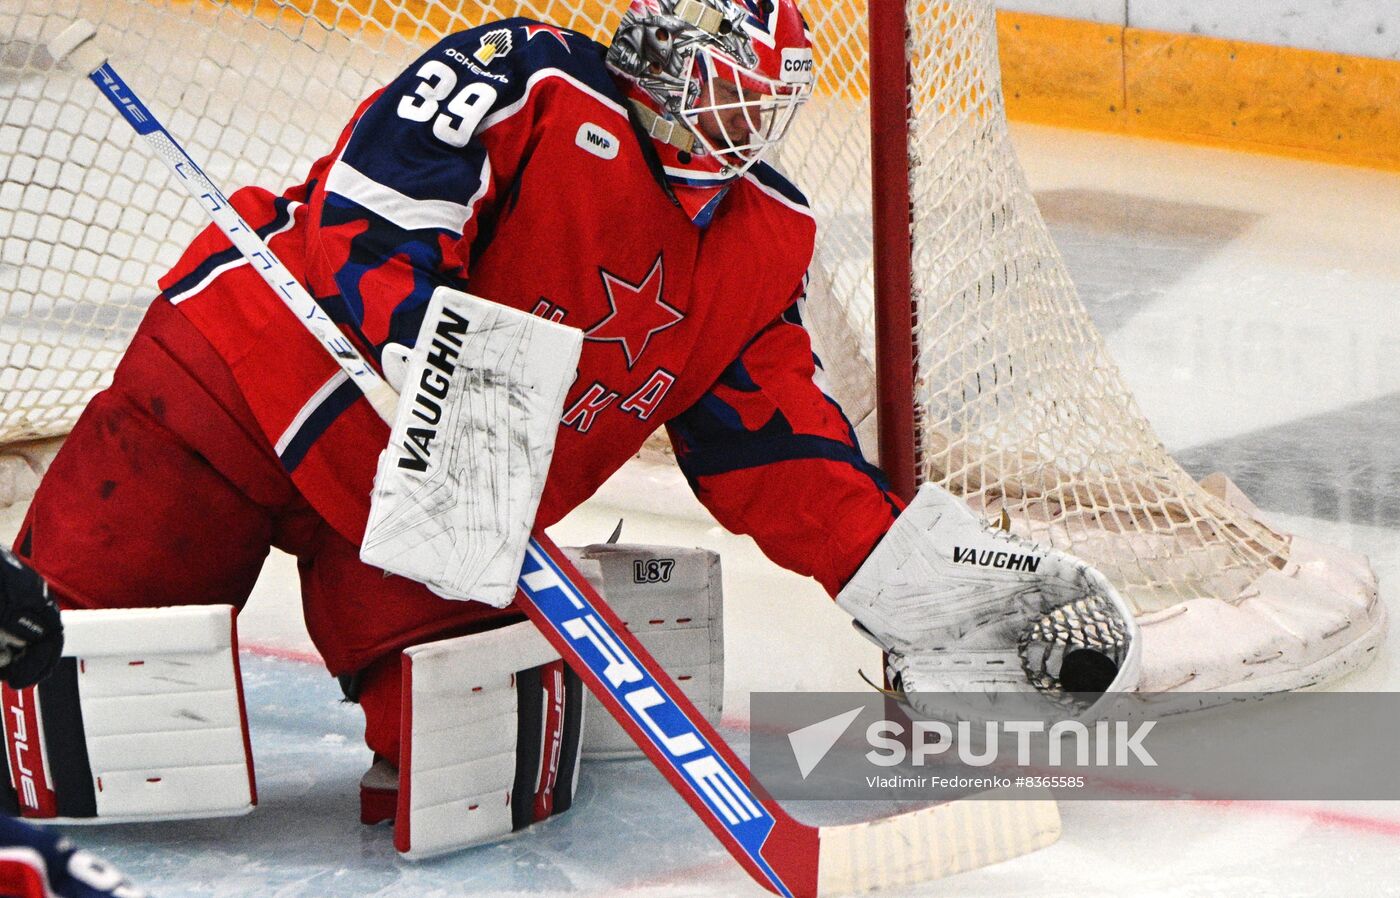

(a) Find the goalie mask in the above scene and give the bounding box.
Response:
[607,0,815,191]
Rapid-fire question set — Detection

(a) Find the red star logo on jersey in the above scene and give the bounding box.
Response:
[585,254,684,369]
[523,23,572,52]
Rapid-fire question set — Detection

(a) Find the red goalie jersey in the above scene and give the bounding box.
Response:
[17,13,901,771]
[161,20,900,593]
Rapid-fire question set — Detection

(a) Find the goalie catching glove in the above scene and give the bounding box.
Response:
[836,484,1141,718]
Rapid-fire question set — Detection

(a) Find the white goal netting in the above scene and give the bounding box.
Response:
[0,0,1384,691]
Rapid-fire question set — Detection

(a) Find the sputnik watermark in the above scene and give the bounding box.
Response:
[787,706,1156,780]
[867,719,1157,768]
[754,691,1400,801]
[867,774,1014,790]
[787,707,863,779]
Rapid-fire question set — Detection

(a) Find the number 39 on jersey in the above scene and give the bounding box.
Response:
[396,59,498,148]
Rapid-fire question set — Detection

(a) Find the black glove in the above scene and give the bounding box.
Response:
[0,548,63,689]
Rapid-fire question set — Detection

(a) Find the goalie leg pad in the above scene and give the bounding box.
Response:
[386,621,584,860]
[562,543,723,760]
[1,606,254,822]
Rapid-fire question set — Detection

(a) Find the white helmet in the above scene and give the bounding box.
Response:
[607,0,815,183]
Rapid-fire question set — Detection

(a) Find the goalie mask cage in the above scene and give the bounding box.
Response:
[0,0,1384,693]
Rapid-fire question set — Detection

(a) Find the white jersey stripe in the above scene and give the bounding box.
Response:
[167,256,246,306]
[462,155,492,227]
[741,170,814,220]
[480,68,628,134]
[325,161,477,233]
[276,370,351,456]
[662,164,731,183]
[168,201,303,305]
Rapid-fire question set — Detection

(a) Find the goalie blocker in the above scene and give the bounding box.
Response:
[361,286,582,608]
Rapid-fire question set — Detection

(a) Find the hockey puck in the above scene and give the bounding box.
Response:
[1058,648,1119,693]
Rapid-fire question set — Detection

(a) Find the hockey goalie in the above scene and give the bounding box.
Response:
[0,0,1135,857]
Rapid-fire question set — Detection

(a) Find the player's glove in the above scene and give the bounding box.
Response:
[836,484,1141,720]
[0,547,63,688]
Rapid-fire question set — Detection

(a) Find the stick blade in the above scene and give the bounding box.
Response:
[49,19,106,74]
[816,797,1060,895]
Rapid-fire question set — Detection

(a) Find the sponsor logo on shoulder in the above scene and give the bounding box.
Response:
[474,27,513,65]
[952,546,1042,573]
[780,47,814,84]
[576,123,620,160]
[444,45,510,84]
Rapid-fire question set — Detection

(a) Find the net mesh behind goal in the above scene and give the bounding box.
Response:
[783,2,1290,614]
[0,0,1383,691]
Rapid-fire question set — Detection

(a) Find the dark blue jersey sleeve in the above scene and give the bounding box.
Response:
[304,19,609,356]
[666,288,903,595]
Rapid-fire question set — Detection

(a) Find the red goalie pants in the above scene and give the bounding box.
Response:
[14,297,517,766]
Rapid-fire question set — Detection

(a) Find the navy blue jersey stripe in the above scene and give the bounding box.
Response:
[747,161,809,209]
[160,197,296,301]
[279,377,364,473]
[161,245,242,301]
[36,658,97,818]
[667,172,734,189]
[677,432,892,490]
[691,189,727,228]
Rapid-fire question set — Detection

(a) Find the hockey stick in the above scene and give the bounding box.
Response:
[52,20,1059,895]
